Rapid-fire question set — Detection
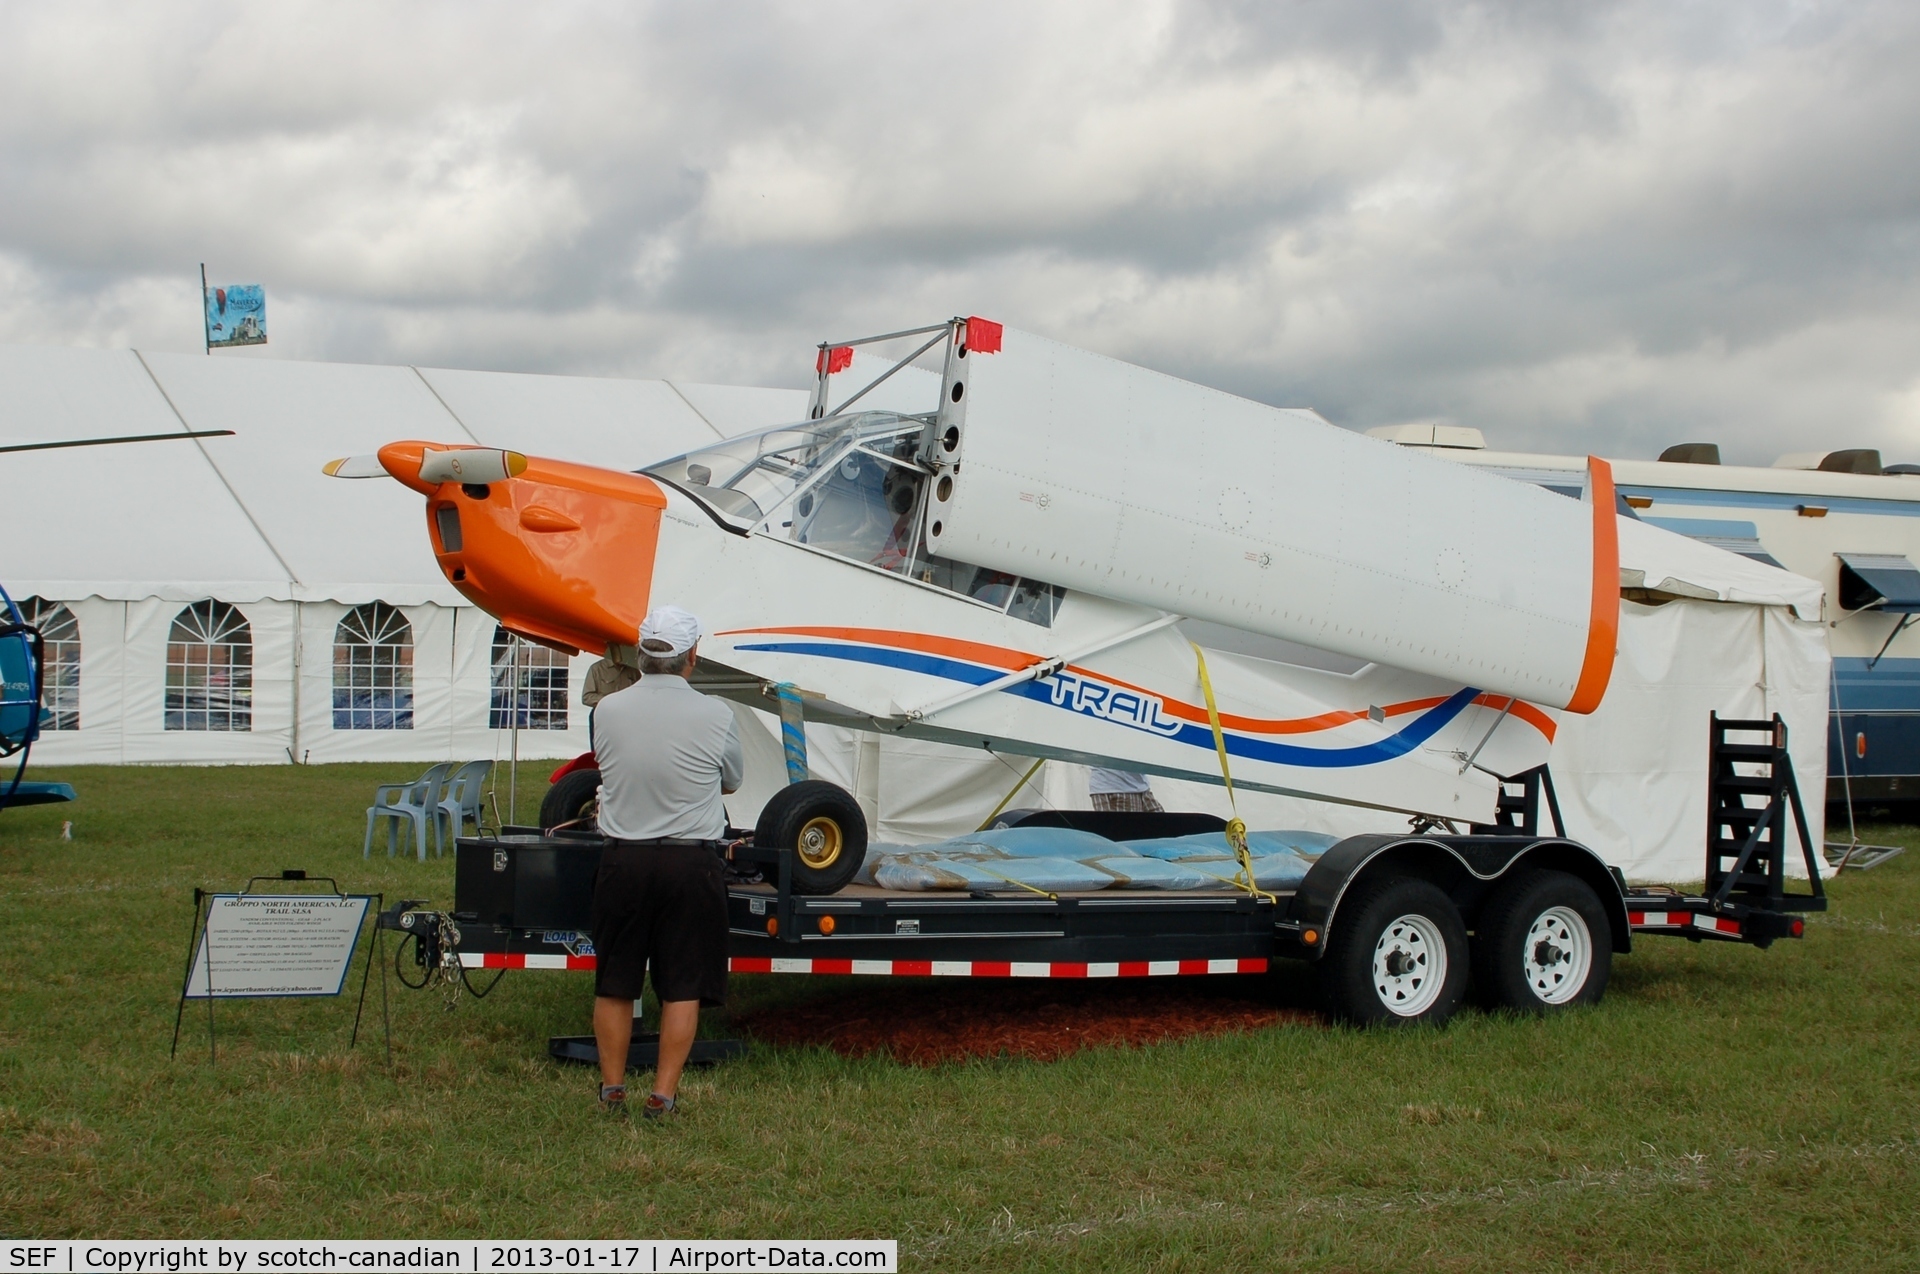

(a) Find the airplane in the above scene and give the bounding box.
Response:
[326,318,1621,891]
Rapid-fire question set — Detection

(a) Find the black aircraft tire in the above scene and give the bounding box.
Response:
[1318,875,1470,1027]
[540,769,601,832]
[1471,870,1612,1013]
[754,780,868,896]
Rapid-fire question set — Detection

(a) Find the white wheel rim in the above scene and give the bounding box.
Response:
[1522,905,1593,1005]
[1371,913,1448,1017]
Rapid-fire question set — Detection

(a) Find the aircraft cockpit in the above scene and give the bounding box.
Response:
[643,412,1066,626]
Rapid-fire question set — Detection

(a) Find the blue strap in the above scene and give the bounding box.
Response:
[774,683,809,785]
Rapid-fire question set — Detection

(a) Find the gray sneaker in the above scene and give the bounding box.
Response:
[641,1092,676,1120]
[599,1084,628,1116]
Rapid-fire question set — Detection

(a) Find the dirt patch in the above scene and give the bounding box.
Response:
[736,977,1320,1065]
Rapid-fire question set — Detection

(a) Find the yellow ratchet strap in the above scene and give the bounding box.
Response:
[976,757,1048,832]
[1191,642,1277,904]
[970,863,1058,901]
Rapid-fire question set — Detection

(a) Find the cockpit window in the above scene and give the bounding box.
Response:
[644,412,914,525]
[645,413,1067,626]
[790,431,925,568]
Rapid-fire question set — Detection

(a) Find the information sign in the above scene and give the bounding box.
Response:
[183,894,372,999]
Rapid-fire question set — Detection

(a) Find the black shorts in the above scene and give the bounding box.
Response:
[591,845,729,1007]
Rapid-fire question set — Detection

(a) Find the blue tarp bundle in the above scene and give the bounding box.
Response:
[1123,830,1340,860]
[871,855,1117,893]
[855,826,1331,893]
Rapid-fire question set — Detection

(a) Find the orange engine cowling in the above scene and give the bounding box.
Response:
[378,441,667,655]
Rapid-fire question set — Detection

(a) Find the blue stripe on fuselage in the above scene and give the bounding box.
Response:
[731,640,1480,769]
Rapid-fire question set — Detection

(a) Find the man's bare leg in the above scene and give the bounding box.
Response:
[593,995,635,1090]
[653,999,700,1100]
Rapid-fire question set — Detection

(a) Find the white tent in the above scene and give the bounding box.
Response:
[5,342,1828,881]
[2,343,818,776]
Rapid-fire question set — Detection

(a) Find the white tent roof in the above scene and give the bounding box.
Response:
[2,346,294,602]
[1,344,814,606]
[1617,513,1824,619]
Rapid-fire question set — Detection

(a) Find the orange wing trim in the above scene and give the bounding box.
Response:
[1565,456,1619,714]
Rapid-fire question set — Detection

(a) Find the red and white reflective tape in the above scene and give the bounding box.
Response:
[727,956,1266,977]
[1628,910,1742,936]
[458,953,1267,977]
[460,952,596,970]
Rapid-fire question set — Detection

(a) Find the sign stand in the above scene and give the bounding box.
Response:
[170,870,388,1064]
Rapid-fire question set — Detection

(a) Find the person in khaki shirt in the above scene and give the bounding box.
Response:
[581,652,639,707]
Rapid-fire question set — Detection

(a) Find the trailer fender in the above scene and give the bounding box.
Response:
[549,752,597,785]
[1286,834,1630,960]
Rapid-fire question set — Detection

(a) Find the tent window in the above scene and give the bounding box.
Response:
[332,603,414,730]
[165,601,252,732]
[489,627,568,730]
[19,598,80,730]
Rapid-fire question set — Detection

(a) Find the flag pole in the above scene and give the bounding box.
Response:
[200,263,210,355]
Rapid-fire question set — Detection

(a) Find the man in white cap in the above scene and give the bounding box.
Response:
[589,604,743,1117]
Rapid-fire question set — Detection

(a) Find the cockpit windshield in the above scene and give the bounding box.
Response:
[643,411,1066,626]
[644,412,922,526]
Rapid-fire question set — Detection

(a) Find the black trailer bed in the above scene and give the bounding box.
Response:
[444,836,1285,977]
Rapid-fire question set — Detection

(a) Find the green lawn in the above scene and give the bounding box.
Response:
[3,764,1917,1270]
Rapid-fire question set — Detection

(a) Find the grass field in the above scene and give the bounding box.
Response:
[3,763,1918,1270]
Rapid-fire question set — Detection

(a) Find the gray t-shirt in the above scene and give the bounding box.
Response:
[593,675,744,841]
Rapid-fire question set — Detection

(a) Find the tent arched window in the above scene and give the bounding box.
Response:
[165,601,252,732]
[19,598,80,730]
[488,626,569,730]
[332,603,414,730]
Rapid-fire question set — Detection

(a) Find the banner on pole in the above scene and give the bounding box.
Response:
[204,283,267,348]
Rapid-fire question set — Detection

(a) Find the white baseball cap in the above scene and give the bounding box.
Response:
[639,605,703,657]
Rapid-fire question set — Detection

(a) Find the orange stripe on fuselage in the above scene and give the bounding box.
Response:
[719,626,1036,673]
[1566,457,1620,715]
[1471,693,1558,744]
[718,625,1557,743]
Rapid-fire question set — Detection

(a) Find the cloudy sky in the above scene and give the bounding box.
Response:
[2,0,1916,462]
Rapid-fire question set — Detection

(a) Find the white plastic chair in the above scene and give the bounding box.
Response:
[435,759,494,850]
[364,762,453,861]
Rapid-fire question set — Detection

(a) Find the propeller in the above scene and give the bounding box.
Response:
[322,447,528,483]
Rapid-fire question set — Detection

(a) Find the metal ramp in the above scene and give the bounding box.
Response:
[1824,840,1907,872]
[1706,714,1826,913]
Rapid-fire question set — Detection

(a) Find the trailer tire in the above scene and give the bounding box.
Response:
[1471,870,1611,1013]
[1319,876,1469,1027]
[540,768,601,832]
[754,780,867,896]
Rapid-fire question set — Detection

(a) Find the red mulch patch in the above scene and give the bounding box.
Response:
[735,978,1322,1066]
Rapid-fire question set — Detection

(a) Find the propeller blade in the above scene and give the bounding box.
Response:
[0,429,233,455]
[418,448,529,485]
[321,455,389,479]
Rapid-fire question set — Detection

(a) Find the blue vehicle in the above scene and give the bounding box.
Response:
[0,583,75,812]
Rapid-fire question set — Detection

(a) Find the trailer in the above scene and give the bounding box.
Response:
[387,714,1825,1036]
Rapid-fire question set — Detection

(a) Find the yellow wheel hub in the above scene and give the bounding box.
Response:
[796,816,843,870]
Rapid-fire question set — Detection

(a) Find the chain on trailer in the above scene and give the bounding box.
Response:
[389,907,506,1008]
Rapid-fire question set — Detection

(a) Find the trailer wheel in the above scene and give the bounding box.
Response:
[1472,870,1611,1013]
[540,768,600,831]
[754,780,867,896]
[1320,876,1469,1027]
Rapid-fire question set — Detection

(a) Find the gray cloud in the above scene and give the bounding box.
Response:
[2,0,1917,464]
